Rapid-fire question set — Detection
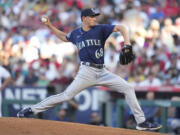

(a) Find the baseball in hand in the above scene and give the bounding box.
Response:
[41,17,47,23]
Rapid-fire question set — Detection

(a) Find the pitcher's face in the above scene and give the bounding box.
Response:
[83,16,97,27]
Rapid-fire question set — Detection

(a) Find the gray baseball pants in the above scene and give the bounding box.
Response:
[31,64,145,124]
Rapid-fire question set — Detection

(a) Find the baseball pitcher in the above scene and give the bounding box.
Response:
[17,8,162,131]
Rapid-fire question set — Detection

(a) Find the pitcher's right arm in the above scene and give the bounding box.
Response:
[42,16,69,42]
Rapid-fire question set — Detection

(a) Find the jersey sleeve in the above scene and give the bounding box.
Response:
[66,32,75,44]
[101,24,115,40]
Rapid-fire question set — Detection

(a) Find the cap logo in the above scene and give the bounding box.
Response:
[91,8,97,13]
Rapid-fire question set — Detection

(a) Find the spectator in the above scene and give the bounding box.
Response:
[53,108,70,122]
[0,65,12,117]
[139,72,162,86]
[89,112,106,126]
[163,74,172,86]
[174,17,180,36]
[130,73,141,87]
[45,61,59,81]
[161,18,176,53]
[163,0,179,20]
[60,99,79,122]
[146,19,160,43]
[36,72,49,87]
[24,68,38,86]
[169,96,180,134]
[13,70,24,86]
[165,53,179,85]
[142,92,159,123]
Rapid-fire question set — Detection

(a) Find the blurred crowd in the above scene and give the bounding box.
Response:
[0,0,180,88]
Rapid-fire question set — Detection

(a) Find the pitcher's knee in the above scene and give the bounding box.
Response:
[124,84,134,93]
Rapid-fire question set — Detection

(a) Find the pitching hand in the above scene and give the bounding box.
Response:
[41,16,51,27]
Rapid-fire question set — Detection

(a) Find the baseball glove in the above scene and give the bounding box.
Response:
[119,45,135,65]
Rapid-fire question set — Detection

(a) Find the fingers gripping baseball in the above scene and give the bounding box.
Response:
[41,16,50,26]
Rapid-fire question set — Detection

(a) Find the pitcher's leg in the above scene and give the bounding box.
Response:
[117,83,145,124]
[99,70,145,124]
[31,75,94,114]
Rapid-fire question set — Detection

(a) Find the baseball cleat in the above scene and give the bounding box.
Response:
[136,120,162,131]
[17,107,33,118]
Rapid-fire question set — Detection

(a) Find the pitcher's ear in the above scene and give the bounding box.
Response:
[81,16,86,21]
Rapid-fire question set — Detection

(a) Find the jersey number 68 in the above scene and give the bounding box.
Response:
[95,48,103,59]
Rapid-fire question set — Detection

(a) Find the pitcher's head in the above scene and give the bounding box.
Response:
[81,8,100,27]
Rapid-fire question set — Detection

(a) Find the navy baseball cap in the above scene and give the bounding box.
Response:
[81,8,100,17]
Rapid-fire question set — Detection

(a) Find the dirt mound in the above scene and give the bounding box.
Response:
[0,117,167,135]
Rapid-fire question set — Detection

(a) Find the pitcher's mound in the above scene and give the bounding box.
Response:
[0,117,166,135]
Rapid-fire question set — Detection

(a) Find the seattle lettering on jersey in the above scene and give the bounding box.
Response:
[76,39,101,50]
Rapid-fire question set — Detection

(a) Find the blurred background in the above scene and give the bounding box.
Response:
[0,0,180,134]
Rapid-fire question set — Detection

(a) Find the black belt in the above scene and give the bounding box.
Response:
[81,62,105,69]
